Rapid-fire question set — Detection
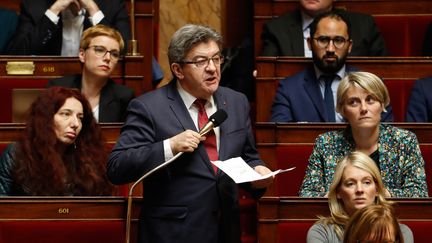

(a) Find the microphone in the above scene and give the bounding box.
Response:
[125,109,228,243]
[199,109,228,136]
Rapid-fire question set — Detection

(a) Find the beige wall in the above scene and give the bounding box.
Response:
[157,0,222,86]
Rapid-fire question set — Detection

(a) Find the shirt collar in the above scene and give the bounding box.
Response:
[176,81,215,110]
[301,11,314,31]
[314,65,347,80]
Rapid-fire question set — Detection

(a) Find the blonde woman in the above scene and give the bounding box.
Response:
[299,71,428,198]
[306,152,413,243]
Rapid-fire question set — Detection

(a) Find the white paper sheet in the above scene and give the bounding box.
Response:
[212,157,295,184]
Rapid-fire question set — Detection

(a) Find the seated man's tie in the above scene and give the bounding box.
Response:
[323,75,336,122]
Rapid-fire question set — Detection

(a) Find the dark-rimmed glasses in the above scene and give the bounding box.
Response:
[179,54,224,68]
[87,45,121,60]
[313,36,350,49]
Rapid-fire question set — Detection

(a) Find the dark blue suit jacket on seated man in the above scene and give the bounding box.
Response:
[270,65,394,122]
[406,77,432,122]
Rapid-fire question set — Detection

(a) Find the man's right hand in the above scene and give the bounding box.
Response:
[170,130,205,155]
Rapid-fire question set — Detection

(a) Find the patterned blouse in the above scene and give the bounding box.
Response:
[298,124,428,197]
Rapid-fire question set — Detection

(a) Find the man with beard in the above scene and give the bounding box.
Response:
[260,0,387,57]
[270,10,393,122]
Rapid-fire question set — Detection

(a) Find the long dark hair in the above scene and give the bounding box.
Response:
[14,87,114,195]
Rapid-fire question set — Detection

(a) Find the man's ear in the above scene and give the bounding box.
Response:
[347,39,353,53]
[171,63,184,80]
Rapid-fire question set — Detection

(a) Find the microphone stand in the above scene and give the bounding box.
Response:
[127,0,139,56]
[124,126,214,243]
[125,151,183,243]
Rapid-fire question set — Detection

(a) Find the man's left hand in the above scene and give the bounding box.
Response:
[251,165,274,189]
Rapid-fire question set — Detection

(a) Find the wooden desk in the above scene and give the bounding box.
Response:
[0,56,145,86]
[0,0,157,94]
[258,196,432,243]
[0,197,140,220]
[254,0,432,17]
[0,124,258,242]
[255,122,432,196]
[0,123,121,146]
[0,56,146,122]
[255,57,432,122]
[255,122,432,145]
[0,197,141,243]
[254,0,432,56]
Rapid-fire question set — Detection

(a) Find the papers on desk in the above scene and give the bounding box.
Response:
[212,157,295,184]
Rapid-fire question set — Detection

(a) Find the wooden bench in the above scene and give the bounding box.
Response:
[0,56,146,122]
[0,0,157,95]
[0,197,142,243]
[374,14,432,56]
[254,0,432,56]
[0,123,258,243]
[256,122,432,197]
[258,197,432,243]
[255,57,432,122]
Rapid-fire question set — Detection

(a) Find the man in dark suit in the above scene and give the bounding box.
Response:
[6,0,130,56]
[260,0,387,57]
[422,22,432,56]
[270,10,393,122]
[47,25,133,122]
[406,77,432,122]
[107,24,274,243]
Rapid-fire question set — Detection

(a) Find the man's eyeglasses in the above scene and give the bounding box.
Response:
[179,54,224,68]
[87,45,121,60]
[313,36,350,49]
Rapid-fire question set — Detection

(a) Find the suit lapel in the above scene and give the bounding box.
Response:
[99,80,114,121]
[288,10,305,56]
[166,81,196,132]
[166,82,217,175]
[213,89,228,162]
[303,66,327,121]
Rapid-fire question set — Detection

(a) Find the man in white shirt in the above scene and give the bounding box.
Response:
[6,0,130,56]
[260,0,387,57]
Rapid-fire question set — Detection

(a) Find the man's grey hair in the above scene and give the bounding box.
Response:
[168,24,223,65]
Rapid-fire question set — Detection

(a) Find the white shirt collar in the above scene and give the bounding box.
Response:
[176,81,216,110]
[301,11,314,32]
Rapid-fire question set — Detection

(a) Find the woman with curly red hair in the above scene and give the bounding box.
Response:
[0,87,114,195]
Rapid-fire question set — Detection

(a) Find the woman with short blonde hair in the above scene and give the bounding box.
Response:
[300,71,427,198]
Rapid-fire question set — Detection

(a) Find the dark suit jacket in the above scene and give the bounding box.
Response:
[107,81,266,243]
[0,8,18,54]
[261,9,387,56]
[6,0,130,55]
[270,65,394,122]
[47,74,134,122]
[422,22,432,56]
[406,77,432,122]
